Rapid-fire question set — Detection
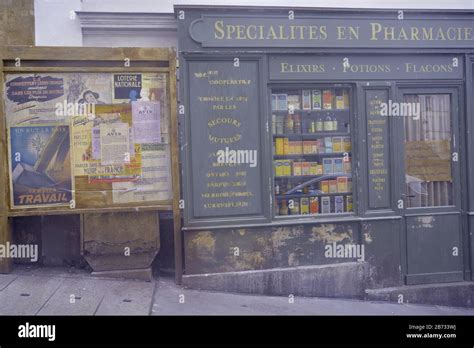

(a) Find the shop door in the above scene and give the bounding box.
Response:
[396,87,464,285]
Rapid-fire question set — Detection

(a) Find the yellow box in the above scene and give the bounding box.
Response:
[283,160,292,176]
[329,180,338,193]
[343,137,351,152]
[283,137,289,154]
[303,141,312,154]
[275,138,284,155]
[321,180,329,193]
[302,162,311,176]
[333,137,343,152]
[300,197,310,214]
[310,162,318,175]
[293,162,302,176]
[337,176,348,192]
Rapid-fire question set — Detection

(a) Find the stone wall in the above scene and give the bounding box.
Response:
[0,0,35,46]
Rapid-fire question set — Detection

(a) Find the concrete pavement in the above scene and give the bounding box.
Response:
[0,266,473,315]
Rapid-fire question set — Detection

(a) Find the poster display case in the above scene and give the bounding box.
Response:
[0,47,181,281]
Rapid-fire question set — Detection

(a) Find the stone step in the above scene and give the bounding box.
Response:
[182,262,368,299]
[365,281,474,308]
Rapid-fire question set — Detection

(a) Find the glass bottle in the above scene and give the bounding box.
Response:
[285,113,294,134]
[316,117,323,132]
[294,114,301,134]
[324,115,333,131]
[332,115,338,132]
[279,200,289,215]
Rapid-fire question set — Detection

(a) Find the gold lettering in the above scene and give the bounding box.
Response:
[370,22,382,40]
[214,20,225,39]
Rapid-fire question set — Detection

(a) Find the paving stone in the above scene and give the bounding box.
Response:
[95,280,155,315]
[0,276,63,315]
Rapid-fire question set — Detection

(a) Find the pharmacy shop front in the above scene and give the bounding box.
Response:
[176,6,474,295]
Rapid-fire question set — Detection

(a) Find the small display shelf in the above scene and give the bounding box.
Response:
[272,87,353,216]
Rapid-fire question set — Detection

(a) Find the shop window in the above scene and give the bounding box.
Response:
[403,94,453,207]
[271,87,353,216]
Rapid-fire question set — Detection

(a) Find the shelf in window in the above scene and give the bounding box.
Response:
[273,152,351,159]
[274,174,350,180]
[275,192,352,199]
[273,132,350,139]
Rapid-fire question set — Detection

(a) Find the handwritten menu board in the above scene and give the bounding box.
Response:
[188,61,262,218]
[366,90,390,209]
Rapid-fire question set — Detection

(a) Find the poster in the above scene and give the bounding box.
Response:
[132,101,161,144]
[4,73,112,127]
[9,125,74,208]
[405,140,451,182]
[70,114,122,177]
[100,122,130,166]
[112,143,172,203]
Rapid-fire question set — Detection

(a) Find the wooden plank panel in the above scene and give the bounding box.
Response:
[4,46,170,61]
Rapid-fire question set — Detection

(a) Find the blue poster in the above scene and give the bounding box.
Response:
[9,125,73,208]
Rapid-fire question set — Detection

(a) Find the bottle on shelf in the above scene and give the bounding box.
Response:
[324,115,333,131]
[316,117,323,132]
[285,113,294,134]
[332,115,338,132]
[293,114,301,134]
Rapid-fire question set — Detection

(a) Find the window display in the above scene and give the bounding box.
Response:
[272,87,353,216]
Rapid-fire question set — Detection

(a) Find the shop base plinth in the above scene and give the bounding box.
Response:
[91,267,153,281]
[182,262,368,299]
[365,282,474,308]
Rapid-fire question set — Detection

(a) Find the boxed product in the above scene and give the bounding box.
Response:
[347,179,352,192]
[318,139,325,153]
[311,140,319,154]
[322,90,333,109]
[310,196,319,214]
[324,137,333,153]
[344,158,351,173]
[346,195,353,212]
[287,94,300,111]
[316,164,323,175]
[275,137,284,155]
[312,90,322,110]
[343,137,351,152]
[333,158,344,173]
[337,176,348,192]
[293,161,302,176]
[302,162,311,176]
[310,162,319,175]
[332,137,343,152]
[274,160,284,176]
[285,137,290,154]
[329,180,337,193]
[271,94,278,110]
[343,90,350,108]
[283,159,293,176]
[323,158,333,174]
[335,196,344,213]
[303,141,312,154]
[302,90,312,110]
[335,89,345,109]
[300,197,310,214]
[321,180,330,193]
[321,196,331,214]
[277,94,288,110]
